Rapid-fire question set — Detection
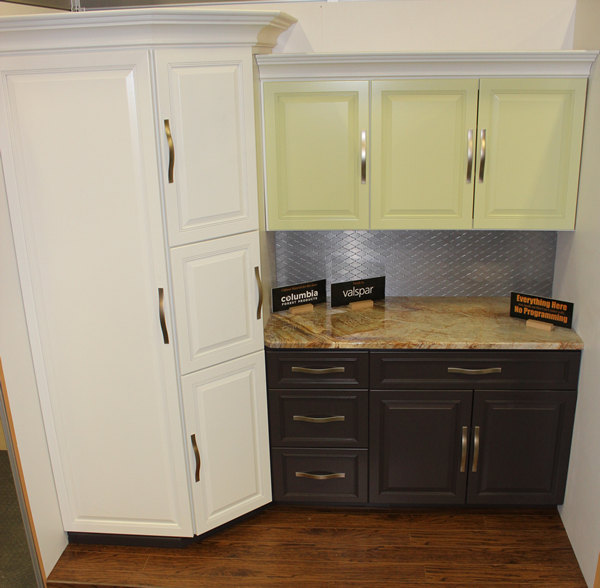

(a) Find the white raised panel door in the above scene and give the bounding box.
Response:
[182,351,271,534]
[170,232,264,374]
[155,48,258,246]
[0,51,193,536]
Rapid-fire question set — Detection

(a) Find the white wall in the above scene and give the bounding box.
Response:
[555,1,600,586]
[241,0,576,52]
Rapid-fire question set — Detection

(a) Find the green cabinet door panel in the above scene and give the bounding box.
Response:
[371,80,479,230]
[473,78,587,230]
[263,81,369,230]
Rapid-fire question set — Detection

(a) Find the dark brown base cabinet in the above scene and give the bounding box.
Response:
[266,349,580,506]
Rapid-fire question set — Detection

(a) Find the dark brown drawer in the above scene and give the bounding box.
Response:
[267,351,368,389]
[371,351,581,391]
[268,390,368,448]
[271,448,368,503]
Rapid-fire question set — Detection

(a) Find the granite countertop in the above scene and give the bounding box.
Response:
[264,297,584,350]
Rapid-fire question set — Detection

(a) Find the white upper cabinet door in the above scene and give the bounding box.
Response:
[0,51,193,536]
[182,351,271,535]
[170,232,264,375]
[155,48,259,246]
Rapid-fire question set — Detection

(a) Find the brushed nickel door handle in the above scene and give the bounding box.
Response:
[478,128,486,183]
[460,426,468,473]
[293,415,346,423]
[296,471,346,480]
[291,367,345,374]
[472,426,480,473]
[158,288,169,344]
[164,119,175,184]
[360,130,367,184]
[255,266,263,320]
[191,434,201,483]
[448,367,502,375]
[466,129,474,184]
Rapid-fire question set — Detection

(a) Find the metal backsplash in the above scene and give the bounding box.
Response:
[275,231,556,297]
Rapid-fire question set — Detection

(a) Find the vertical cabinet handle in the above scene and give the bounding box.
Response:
[460,426,468,472]
[164,119,175,184]
[191,434,201,483]
[472,426,480,473]
[255,266,263,320]
[466,129,474,184]
[360,130,367,184]
[478,129,486,183]
[158,288,169,344]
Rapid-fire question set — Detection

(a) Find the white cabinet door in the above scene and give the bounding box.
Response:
[182,352,271,534]
[0,51,193,536]
[155,48,259,246]
[170,232,264,375]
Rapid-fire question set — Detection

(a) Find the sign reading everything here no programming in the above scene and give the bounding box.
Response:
[510,291,574,329]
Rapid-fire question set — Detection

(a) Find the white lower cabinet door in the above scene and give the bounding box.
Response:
[182,352,271,534]
[170,232,264,374]
[0,51,193,536]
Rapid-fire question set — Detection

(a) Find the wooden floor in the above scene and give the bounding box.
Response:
[47,505,587,588]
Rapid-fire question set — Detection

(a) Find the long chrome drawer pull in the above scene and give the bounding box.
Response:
[448,367,502,375]
[164,120,175,184]
[291,367,345,375]
[296,472,346,480]
[255,266,263,320]
[158,288,169,344]
[293,415,346,423]
[466,129,474,184]
[460,426,468,473]
[360,130,367,184]
[472,426,480,473]
[191,434,201,483]
[478,128,486,183]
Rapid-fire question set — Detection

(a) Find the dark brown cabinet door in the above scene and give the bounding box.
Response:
[370,390,473,504]
[467,390,577,505]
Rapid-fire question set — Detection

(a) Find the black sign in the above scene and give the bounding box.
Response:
[272,280,326,312]
[331,276,385,308]
[510,291,573,329]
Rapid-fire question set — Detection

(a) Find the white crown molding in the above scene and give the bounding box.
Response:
[0,8,297,53]
[256,51,599,80]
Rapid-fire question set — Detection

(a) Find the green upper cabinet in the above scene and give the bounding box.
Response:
[371,80,479,230]
[263,81,369,230]
[473,79,587,230]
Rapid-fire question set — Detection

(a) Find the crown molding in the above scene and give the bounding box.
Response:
[256,51,599,80]
[0,8,297,52]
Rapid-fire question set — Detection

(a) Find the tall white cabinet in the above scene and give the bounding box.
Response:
[0,9,294,538]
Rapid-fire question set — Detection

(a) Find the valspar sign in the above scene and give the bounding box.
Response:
[331,277,385,308]
[272,280,326,312]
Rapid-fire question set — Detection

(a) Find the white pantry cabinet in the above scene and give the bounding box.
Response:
[0,8,294,538]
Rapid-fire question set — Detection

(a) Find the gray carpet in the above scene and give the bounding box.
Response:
[0,450,37,588]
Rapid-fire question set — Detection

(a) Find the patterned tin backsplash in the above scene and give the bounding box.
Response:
[275,231,556,297]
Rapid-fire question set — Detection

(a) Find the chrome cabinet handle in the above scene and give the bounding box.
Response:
[291,367,345,374]
[460,426,468,473]
[466,129,474,184]
[472,426,480,473]
[448,367,502,375]
[255,266,263,320]
[478,128,486,183]
[191,434,201,483]
[296,471,346,480]
[164,119,174,184]
[293,415,346,423]
[158,288,169,344]
[360,130,367,184]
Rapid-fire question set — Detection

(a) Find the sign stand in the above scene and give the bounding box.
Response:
[526,319,555,332]
[290,303,314,315]
[349,300,374,311]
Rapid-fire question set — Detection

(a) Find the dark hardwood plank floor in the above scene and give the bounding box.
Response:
[47,505,587,588]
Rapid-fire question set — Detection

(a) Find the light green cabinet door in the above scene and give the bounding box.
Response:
[473,79,587,230]
[371,80,479,230]
[263,81,369,230]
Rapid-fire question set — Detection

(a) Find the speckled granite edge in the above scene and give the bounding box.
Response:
[264,297,584,350]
